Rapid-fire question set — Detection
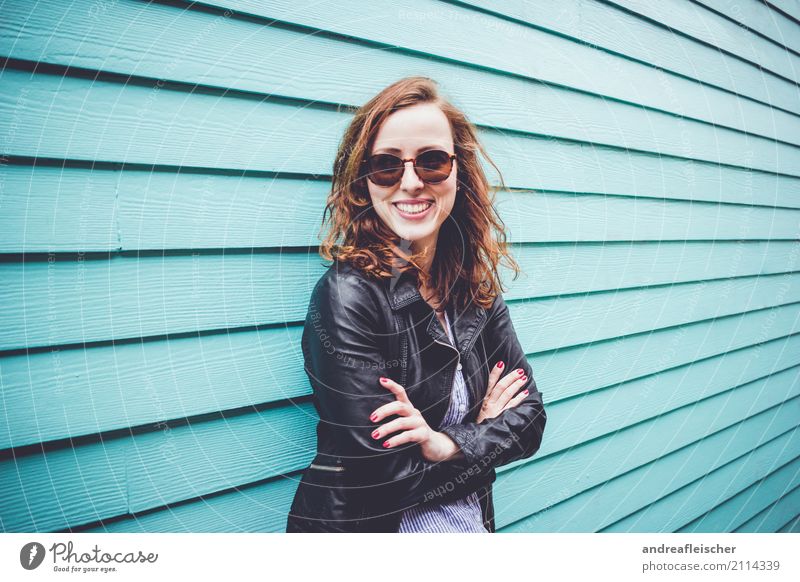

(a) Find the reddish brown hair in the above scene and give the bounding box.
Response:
[318,76,520,312]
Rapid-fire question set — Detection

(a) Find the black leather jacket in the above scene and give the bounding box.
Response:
[285,260,547,532]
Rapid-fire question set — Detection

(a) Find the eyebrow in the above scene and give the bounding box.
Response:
[372,145,444,155]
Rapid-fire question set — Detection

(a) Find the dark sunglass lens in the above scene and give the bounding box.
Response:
[417,150,452,182]
[368,154,403,186]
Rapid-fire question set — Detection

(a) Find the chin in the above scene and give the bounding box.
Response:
[392,225,435,243]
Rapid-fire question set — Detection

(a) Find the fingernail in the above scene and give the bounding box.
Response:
[522,376,527,382]
[370,413,377,422]
[371,430,379,439]
[380,377,388,383]
[523,389,529,395]
[497,361,504,369]
[517,369,524,375]
[383,441,391,448]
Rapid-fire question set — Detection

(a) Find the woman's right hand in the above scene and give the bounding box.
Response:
[476,361,530,423]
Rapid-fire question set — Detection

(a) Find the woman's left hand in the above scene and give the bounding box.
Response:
[369,377,461,463]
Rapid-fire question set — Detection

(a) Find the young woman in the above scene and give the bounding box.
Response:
[285,76,547,533]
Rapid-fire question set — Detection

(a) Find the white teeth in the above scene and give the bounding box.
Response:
[394,202,432,214]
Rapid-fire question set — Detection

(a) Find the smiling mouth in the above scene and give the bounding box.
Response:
[392,201,433,215]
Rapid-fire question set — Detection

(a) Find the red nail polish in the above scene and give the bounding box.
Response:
[522,376,527,382]
[523,389,529,395]
[497,361,504,369]
[380,377,388,383]
[383,442,391,448]
[370,413,377,421]
[517,369,524,375]
[372,430,379,439]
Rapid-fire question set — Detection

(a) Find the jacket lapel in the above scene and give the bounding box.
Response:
[386,270,487,358]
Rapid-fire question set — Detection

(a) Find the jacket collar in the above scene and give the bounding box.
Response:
[386,268,487,357]
[387,268,423,311]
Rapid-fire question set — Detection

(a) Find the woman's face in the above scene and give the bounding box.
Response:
[366,103,458,257]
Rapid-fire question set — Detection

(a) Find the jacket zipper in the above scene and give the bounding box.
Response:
[430,333,461,416]
[431,335,460,366]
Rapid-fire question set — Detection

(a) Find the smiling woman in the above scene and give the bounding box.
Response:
[286,76,547,533]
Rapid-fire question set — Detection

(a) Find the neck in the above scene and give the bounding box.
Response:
[411,233,438,274]
[419,275,444,313]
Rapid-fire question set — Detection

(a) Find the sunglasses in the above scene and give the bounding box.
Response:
[361,149,457,187]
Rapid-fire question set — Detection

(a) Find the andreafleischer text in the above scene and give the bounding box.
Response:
[642,543,736,554]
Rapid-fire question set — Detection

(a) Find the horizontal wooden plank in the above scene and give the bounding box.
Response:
[0,69,342,174]
[0,402,316,532]
[498,192,800,245]
[510,272,800,364]
[2,241,798,351]
[0,324,308,450]
[494,367,800,528]
[0,166,120,252]
[498,402,800,531]
[602,433,800,532]
[0,437,128,533]
[533,304,800,402]
[697,0,800,54]
[2,68,798,197]
[524,338,800,461]
[777,513,800,532]
[125,404,316,514]
[735,483,800,532]
[675,456,800,532]
[0,167,334,252]
[213,0,800,116]
[4,159,799,252]
[85,473,298,533]
[122,183,800,252]
[767,0,800,22]
[87,372,800,532]
[3,294,797,450]
[4,0,799,164]
[0,252,320,351]
[610,0,800,83]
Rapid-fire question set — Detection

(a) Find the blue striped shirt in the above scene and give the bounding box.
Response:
[397,310,488,533]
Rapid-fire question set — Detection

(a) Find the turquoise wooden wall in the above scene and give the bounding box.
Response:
[1,0,799,533]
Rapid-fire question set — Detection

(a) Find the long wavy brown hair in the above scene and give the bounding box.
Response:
[318,76,520,313]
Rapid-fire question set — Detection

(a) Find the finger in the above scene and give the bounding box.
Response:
[371,415,422,441]
[487,368,526,404]
[486,360,505,395]
[383,427,428,449]
[370,400,413,422]
[501,387,530,412]
[484,366,513,404]
[379,376,411,405]
[495,374,528,408]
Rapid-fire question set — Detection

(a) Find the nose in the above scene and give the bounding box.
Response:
[399,160,424,192]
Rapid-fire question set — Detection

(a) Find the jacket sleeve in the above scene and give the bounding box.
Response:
[302,271,495,513]
[438,293,547,471]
